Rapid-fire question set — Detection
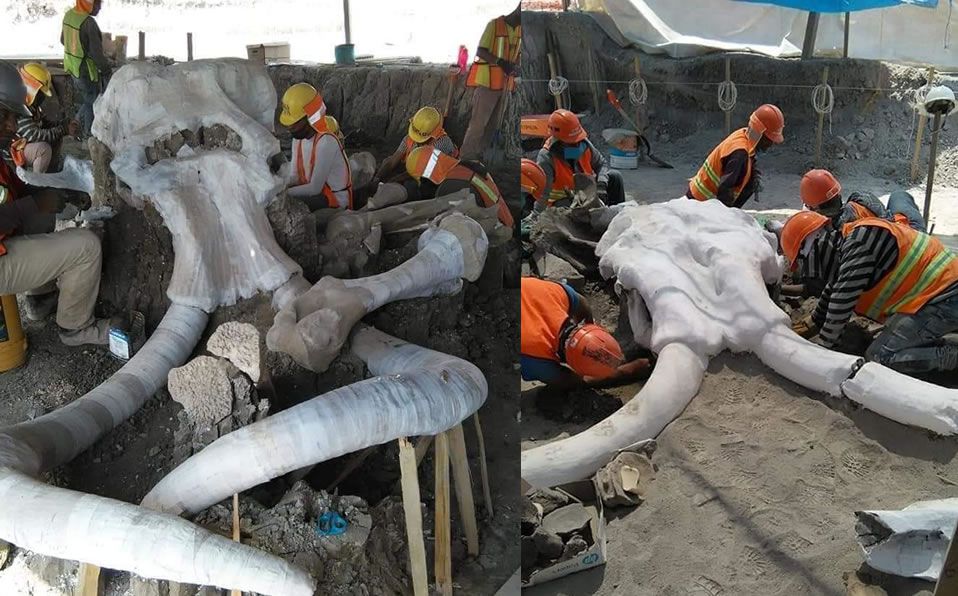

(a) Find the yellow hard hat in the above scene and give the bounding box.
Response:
[279,82,318,127]
[408,106,442,144]
[20,63,53,105]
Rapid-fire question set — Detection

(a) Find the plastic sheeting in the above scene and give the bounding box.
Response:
[581,0,958,65]
[735,0,937,12]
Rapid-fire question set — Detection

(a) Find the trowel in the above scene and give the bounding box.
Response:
[605,89,673,169]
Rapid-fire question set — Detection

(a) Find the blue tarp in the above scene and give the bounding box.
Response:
[734,0,937,12]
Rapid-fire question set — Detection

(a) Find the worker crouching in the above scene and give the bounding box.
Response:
[799,168,925,231]
[12,63,78,174]
[279,83,353,210]
[783,210,958,374]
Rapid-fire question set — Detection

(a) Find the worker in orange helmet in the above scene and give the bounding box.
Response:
[520,157,545,219]
[521,276,650,388]
[687,104,784,208]
[800,168,925,231]
[781,210,958,374]
[534,109,625,213]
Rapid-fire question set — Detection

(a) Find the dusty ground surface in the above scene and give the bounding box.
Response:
[520,11,958,595]
[0,63,519,594]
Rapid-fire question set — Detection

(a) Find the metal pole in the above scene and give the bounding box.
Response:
[724,57,731,135]
[187,32,193,61]
[843,12,850,58]
[343,0,352,44]
[923,112,943,224]
[802,12,820,60]
[138,31,145,60]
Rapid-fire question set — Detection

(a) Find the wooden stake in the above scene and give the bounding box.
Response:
[398,437,429,596]
[434,432,452,596]
[802,12,820,60]
[415,435,434,466]
[912,67,937,182]
[187,32,193,61]
[138,31,145,60]
[448,424,479,557]
[546,53,562,110]
[230,494,241,596]
[843,12,851,58]
[633,56,643,134]
[473,413,493,518]
[724,57,732,135]
[76,563,102,596]
[814,66,829,167]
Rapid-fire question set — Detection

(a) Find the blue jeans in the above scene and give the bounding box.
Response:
[887,190,926,232]
[520,355,570,384]
[865,291,958,373]
[73,76,100,138]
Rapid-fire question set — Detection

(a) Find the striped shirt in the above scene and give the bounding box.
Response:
[17,113,67,145]
[398,134,458,159]
[812,225,958,346]
[835,191,889,227]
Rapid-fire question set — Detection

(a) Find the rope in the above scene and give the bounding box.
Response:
[812,81,834,133]
[523,77,908,92]
[548,76,569,98]
[628,77,648,105]
[718,80,737,113]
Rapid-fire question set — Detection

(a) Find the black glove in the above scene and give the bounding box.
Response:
[498,59,516,76]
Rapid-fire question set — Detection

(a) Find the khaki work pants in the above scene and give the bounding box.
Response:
[23,142,53,173]
[0,228,102,330]
[460,86,505,160]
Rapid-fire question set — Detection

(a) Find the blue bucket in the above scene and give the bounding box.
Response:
[335,44,355,65]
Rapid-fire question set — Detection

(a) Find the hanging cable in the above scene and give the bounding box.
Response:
[812,81,835,133]
[548,76,569,99]
[717,79,737,113]
[628,77,648,105]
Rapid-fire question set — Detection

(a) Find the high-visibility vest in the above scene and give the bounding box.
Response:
[0,160,25,257]
[466,17,521,92]
[688,129,754,202]
[407,148,513,227]
[843,218,958,322]
[521,277,572,362]
[400,129,459,161]
[543,138,594,202]
[294,133,353,209]
[62,9,98,81]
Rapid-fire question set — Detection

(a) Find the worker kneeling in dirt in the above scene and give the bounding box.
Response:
[535,109,624,212]
[0,64,116,346]
[11,63,78,174]
[782,210,958,374]
[799,168,925,231]
[520,157,546,220]
[279,83,353,210]
[521,276,650,389]
[403,146,513,227]
[372,106,460,187]
[687,104,784,208]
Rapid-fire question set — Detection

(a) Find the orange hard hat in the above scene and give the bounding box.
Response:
[564,323,624,379]
[749,104,785,144]
[548,109,587,144]
[521,158,546,200]
[800,169,842,208]
[781,211,830,266]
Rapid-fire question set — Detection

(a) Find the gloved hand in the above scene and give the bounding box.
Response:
[34,189,65,214]
[792,315,819,339]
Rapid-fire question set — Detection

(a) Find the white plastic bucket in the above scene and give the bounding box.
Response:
[603,128,639,170]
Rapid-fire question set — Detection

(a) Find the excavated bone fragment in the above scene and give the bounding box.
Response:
[143,325,488,515]
[268,212,488,372]
[17,155,94,195]
[855,498,958,580]
[207,321,262,383]
[168,356,235,428]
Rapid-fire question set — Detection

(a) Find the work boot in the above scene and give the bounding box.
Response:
[24,292,58,322]
[58,315,128,347]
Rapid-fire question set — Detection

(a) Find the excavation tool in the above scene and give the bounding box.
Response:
[442,64,461,118]
[605,89,673,169]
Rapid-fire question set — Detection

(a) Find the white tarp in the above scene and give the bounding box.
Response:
[581,0,958,67]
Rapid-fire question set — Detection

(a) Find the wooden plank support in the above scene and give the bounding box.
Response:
[724,57,732,135]
[187,32,193,61]
[912,66,937,182]
[843,12,850,58]
[473,413,493,518]
[448,424,479,557]
[76,563,102,596]
[398,437,429,596]
[802,12,820,60]
[814,66,829,167]
[633,56,643,133]
[138,31,145,60]
[434,432,453,596]
[415,435,434,466]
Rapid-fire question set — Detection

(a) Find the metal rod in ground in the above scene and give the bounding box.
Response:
[814,66,829,167]
[912,66,937,182]
[724,57,731,135]
[923,112,943,224]
[843,12,850,58]
[802,12,820,60]
[187,32,193,61]
[138,31,145,60]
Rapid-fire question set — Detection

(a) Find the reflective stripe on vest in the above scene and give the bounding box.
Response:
[546,140,594,202]
[62,9,98,81]
[466,17,521,91]
[842,218,958,321]
[410,147,459,183]
[295,134,353,209]
[305,94,327,130]
[689,129,753,202]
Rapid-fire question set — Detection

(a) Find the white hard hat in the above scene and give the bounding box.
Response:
[921,85,958,117]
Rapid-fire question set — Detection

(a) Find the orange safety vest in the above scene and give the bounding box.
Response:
[688,129,754,203]
[295,132,353,209]
[842,218,958,322]
[521,277,572,362]
[466,16,521,92]
[847,200,910,227]
[544,138,594,202]
[401,128,459,161]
